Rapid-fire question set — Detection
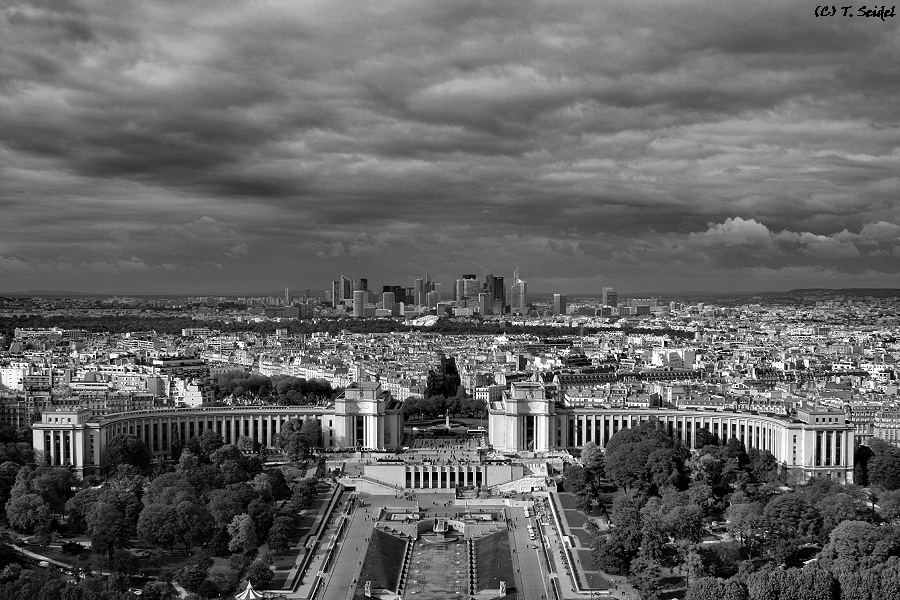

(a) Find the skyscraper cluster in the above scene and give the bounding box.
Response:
[324,269,621,318]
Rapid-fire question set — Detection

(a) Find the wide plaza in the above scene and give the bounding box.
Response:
[304,430,627,600]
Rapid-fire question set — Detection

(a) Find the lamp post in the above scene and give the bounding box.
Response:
[589,575,594,600]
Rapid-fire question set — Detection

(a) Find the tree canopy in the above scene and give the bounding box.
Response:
[106,433,153,470]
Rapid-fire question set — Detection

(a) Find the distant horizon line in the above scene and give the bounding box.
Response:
[3,287,897,299]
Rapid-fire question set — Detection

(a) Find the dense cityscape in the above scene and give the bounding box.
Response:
[3,1,898,599]
[0,283,899,600]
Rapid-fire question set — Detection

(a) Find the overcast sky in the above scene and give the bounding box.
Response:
[2,0,899,295]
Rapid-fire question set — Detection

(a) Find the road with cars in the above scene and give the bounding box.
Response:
[507,505,551,600]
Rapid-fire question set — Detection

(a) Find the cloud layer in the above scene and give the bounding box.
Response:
[1,0,899,293]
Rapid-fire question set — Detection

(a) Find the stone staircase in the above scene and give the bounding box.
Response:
[396,538,415,595]
[492,475,547,493]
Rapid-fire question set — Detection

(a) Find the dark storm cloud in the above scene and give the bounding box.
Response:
[1,0,899,293]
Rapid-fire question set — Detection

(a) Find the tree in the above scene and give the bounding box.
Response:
[288,478,318,512]
[179,562,209,592]
[108,464,145,499]
[694,428,720,450]
[247,497,275,538]
[207,564,240,595]
[817,492,867,534]
[639,499,668,562]
[86,501,130,559]
[175,499,214,553]
[198,430,225,460]
[747,569,780,600]
[236,435,258,455]
[591,534,630,575]
[667,504,705,544]
[170,430,184,463]
[34,523,54,550]
[629,556,662,600]
[764,494,821,540]
[267,514,295,553]
[869,453,900,491]
[725,501,763,557]
[854,444,874,486]
[106,433,152,470]
[266,469,292,501]
[208,483,255,528]
[682,546,706,589]
[0,442,34,465]
[299,418,323,450]
[246,559,274,588]
[110,549,139,576]
[801,563,837,600]
[227,513,257,554]
[141,581,178,600]
[145,472,197,505]
[276,418,309,461]
[103,487,144,526]
[722,577,748,600]
[581,441,606,482]
[818,520,880,573]
[748,448,780,483]
[605,418,687,493]
[0,461,21,515]
[30,466,76,516]
[65,487,103,534]
[688,482,716,516]
[723,438,748,468]
[138,504,181,552]
[878,489,900,521]
[606,443,651,492]
[178,449,224,493]
[646,448,685,492]
[687,577,725,600]
[210,444,243,468]
[6,493,50,532]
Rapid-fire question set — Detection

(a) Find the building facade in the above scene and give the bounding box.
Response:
[488,381,855,483]
[32,382,403,478]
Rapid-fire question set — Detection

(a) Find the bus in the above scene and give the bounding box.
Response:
[467,428,487,436]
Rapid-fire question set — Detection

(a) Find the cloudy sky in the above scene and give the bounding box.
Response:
[2,0,899,295]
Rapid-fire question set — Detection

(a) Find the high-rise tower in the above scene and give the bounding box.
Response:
[553,293,567,316]
[510,268,527,314]
[602,287,617,308]
[485,274,505,315]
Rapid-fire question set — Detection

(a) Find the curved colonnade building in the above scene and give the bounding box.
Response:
[32,380,855,484]
[489,382,855,483]
[32,381,403,478]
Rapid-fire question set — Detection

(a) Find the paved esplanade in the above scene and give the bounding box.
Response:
[316,492,553,600]
[319,495,419,600]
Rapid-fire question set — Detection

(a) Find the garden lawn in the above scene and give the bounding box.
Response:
[571,528,594,548]
[564,510,588,528]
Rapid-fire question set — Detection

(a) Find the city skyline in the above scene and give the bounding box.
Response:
[2,2,899,295]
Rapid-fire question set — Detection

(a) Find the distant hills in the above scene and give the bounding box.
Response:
[783,288,900,298]
[2,288,899,300]
[1,290,103,298]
